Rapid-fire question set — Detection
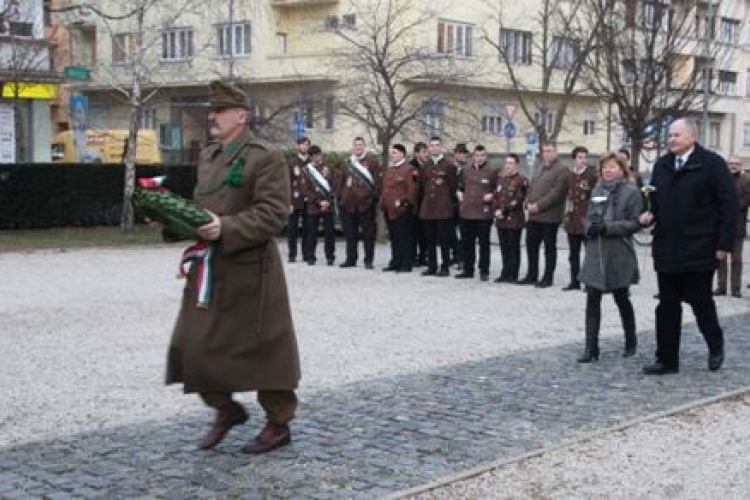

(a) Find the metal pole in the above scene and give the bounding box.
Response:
[701,0,715,145]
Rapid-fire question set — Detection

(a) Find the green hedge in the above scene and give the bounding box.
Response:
[0,163,197,230]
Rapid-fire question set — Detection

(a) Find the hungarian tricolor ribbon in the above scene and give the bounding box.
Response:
[138,175,168,192]
[178,240,215,308]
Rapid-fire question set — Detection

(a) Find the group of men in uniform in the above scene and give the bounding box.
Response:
[286,135,616,289]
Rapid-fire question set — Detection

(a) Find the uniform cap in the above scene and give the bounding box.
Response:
[208,80,250,110]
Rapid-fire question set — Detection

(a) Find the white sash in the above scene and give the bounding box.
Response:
[304,163,331,195]
[349,155,375,185]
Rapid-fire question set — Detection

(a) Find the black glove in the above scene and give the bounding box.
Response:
[586,222,606,239]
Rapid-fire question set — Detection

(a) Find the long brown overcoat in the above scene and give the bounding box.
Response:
[166,130,301,393]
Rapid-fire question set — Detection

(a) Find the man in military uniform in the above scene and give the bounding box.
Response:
[494,153,529,283]
[715,155,750,297]
[562,146,598,291]
[165,81,300,455]
[301,145,337,266]
[518,141,569,288]
[419,136,459,276]
[337,136,383,269]
[409,142,429,266]
[450,143,470,268]
[381,143,418,273]
[287,136,310,262]
[455,145,498,281]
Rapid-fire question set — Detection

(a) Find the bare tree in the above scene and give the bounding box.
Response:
[583,0,734,167]
[57,0,209,230]
[481,0,606,150]
[331,0,476,165]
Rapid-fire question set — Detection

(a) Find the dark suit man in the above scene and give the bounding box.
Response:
[640,118,738,375]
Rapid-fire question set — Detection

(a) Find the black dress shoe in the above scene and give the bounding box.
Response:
[713,288,727,296]
[480,274,489,282]
[306,260,316,266]
[516,276,537,285]
[382,266,398,272]
[396,267,412,273]
[421,269,437,276]
[288,257,296,263]
[327,259,334,266]
[562,282,581,291]
[708,349,724,371]
[339,262,356,268]
[493,275,505,283]
[642,362,679,375]
[364,262,374,270]
[731,291,742,298]
[198,402,248,450]
[454,272,474,279]
[535,278,553,288]
[436,267,450,277]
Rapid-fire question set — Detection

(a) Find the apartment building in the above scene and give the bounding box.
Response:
[59,0,750,166]
[0,0,60,162]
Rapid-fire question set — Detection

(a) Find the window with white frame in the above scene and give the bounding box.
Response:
[140,108,157,129]
[500,29,532,65]
[437,20,473,57]
[583,112,596,136]
[743,122,750,147]
[696,9,716,39]
[161,28,194,61]
[550,36,578,70]
[720,18,740,44]
[709,121,720,149]
[217,22,251,57]
[276,33,288,55]
[112,33,136,64]
[422,100,445,132]
[534,110,556,135]
[481,115,503,134]
[718,70,737,95]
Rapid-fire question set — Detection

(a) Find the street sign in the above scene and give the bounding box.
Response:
[503,122,517,139]
[525,131,538,145]
[504,103,517,120]
[64,66,91,81]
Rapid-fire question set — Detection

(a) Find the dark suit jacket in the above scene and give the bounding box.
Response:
[648,144,738,273]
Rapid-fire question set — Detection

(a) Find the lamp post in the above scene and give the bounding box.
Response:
[701,0,716,145]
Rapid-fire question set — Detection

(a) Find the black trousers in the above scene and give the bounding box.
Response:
[286,207,307,261]
[497,227,523,280]
[340,204,377,265]
[413,217,427,264]
[567,233,585,284]
[304,212,336,263]
[460,219,492,275]
[655,271,724,367]
[422,219,453,272]
[585,287,635,337]
[448,210,462,263]
[386,212,415,270]
[524,221,560,281]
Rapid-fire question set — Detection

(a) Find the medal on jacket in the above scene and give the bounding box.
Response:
[293,166,301,177]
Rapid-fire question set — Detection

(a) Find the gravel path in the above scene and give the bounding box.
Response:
[2,239,749,497]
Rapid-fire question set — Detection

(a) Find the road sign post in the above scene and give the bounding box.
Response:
[503,122,517,154]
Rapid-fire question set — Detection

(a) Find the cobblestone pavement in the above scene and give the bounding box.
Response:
[2,311,749,498]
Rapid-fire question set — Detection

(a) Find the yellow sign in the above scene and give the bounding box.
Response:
[2,82,59,99]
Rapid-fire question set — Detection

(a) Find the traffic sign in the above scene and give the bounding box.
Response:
[503,122,517,139]
[525,131,538,145]
[64,66,91,81]
[504,103,517,120]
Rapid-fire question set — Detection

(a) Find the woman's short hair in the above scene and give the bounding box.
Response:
[598,151,631,181]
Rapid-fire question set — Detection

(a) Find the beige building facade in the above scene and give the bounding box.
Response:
[58,0,750,168]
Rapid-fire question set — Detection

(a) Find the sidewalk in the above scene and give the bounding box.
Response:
[1,241,749,498]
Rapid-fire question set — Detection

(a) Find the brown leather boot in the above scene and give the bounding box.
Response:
[198,402,248,450]
[240,423,291,454]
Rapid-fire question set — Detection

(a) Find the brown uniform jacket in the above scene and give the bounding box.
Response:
[459,163,499,220]
[301,163,336,216]
[288,154,309,210]
[733,172,750,237]
[166,130,301,393]
[419,155,458,220]
[563,166,598,235]
[336,154,384,212]
[494,172,529,230]
[527,159,569,224]
[380,161,418,220]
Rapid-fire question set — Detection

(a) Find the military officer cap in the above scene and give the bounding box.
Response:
[208,80,250,110]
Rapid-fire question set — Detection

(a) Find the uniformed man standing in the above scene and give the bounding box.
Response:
[493,153,529,283]
[381,143,418,272]
[419,136,459,276]
[301,145,337,266]
[562,146,598,291]
[286,137,310,262]
[715,155,750,297]
[165,81,300,454]
[455,145,498,281]
[337,136,383,269]
[409,142,429,267]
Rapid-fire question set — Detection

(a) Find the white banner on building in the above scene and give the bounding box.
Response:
[0,104,15,164]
